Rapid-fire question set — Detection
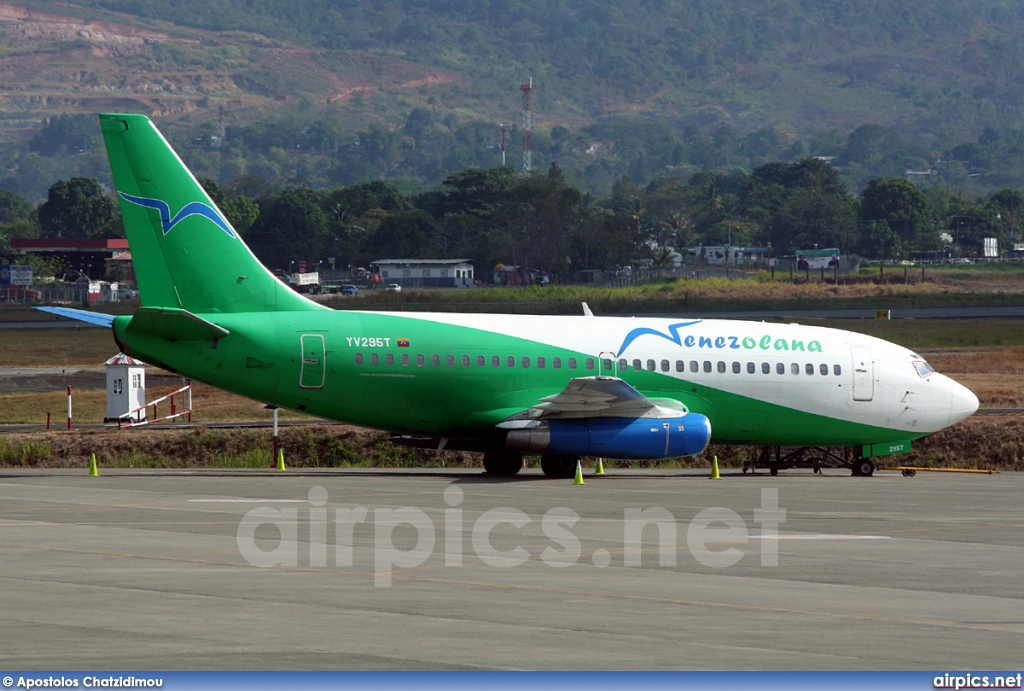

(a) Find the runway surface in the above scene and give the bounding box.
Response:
[0,468,1022,670]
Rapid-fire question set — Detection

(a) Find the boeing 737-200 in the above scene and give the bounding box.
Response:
[41,114,979,478]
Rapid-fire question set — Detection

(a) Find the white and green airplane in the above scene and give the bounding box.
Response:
[42,114,979,477]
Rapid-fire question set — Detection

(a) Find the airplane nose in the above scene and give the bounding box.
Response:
[949,382,979,426]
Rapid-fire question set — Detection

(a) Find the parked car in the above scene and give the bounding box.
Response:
[341,285,359,295]
[387,283,402,292]
[951,258,973,265]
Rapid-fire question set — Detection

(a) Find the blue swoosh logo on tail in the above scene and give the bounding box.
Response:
[119,192,237,239]
[616,320,703,356]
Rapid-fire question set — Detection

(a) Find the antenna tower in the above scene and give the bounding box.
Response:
[520,77,535,174]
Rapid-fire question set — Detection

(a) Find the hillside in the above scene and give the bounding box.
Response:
[3,0,1024,198]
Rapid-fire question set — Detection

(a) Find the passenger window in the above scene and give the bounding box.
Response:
[537,356,546,369]
[477,355,486,367]
[791,363,799,375]
[820,363,828,376]
[370,353,380,365]
[762,362,770,374]
[703,361,712,373]
[661,360,670,372]
[732,362,741,374]
[568,358,577,370]
[747,362,755,374]
[834,364,842,375]
[447,354,456,367]
[522,356,531,368]
[354,353,364,365]
[553,357,562,369]
[401,353,410,366]
[675,360,684,372]
[507,355,516,368]
[806,363,814,375]
[647,359,656,371]
[603,358,614,371]
[619,359,629,371]
[417,354,425,366]
[491,355,500,368]
[386,353,395,365]
[462,355,470,367]
[717,361,726,373]
[633,359,642,371]
[431,354,440,366]
[585,358,595,370]
[690,361,698,373]
[776,362,785,375]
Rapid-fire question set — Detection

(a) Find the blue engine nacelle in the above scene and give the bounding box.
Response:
[504,414,711,460]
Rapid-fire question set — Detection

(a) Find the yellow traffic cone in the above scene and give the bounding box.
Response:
[710,455,721,480]
[88,452,99,477]
[595,458,606,475]
[573,460,585,485]
[276,447,286,472]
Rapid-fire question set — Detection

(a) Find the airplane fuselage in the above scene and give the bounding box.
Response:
[112,309,978,449]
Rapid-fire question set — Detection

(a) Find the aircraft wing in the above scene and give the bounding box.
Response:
[497,376,687,428]
[35,306,115,328]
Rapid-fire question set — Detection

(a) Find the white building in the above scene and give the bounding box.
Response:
[105,353,146,422]
[371,259,475,288]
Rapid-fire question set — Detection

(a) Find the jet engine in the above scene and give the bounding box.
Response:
[503,413,711,459]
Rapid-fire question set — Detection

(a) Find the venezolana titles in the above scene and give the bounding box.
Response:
[11,677,163,689]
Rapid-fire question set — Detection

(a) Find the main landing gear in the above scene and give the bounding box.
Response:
[482,450,581,479]
[539,453,579,479]
[742,446,875,476]
[482,449,524,476]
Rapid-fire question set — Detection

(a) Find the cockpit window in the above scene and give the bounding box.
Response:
[913,360,935,377]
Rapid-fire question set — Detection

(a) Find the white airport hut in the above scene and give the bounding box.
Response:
[105,353,146,422]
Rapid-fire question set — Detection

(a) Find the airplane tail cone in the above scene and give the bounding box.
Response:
[276,448,286,472]
[595,458,606,475]
[88,453,99,477]
[710,455,721,480]
[573,460,585,485]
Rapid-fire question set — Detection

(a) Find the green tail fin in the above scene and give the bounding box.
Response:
[99,113,321,314]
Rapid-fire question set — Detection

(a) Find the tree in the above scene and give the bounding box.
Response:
[988,188,1024,245]
[0,188,33,224]
[37,177,116,239]
[246,188,329,269]
[360,209,440,262]
[741,159,856,252]
[29,114,101,156]
[221,196,260,236]
[858,178,932,254]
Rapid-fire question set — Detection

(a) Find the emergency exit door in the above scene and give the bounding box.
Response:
[300,334,326,389]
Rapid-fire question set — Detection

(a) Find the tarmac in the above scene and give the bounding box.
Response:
[0,467,1022,670]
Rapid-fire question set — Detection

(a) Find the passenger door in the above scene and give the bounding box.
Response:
[850,346,873,401]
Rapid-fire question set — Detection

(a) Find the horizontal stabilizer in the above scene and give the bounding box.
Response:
[35,306,115,328]
[127,307,230,341]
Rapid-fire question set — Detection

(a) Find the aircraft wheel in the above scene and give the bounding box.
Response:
[853,459,875,477]
[541,453,579,479]
[769,462,779,477]
[483,450,523,476]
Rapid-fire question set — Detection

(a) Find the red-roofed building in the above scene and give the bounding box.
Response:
[10,238,130,280]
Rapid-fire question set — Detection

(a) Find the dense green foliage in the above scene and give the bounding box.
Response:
[5,1,1024,200]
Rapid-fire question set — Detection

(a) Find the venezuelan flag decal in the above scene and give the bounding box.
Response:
[397,338,411,347]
